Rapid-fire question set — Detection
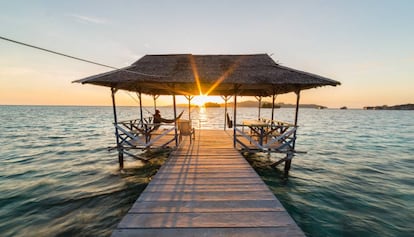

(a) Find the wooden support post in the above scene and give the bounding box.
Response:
[233,86,238,147]
[185,95,194,120]
[153,94,160,110]
[138,91,143,125]
[284,90,300,176]
[221,95,231,130]
[173,91,178,147]
[111,87,123,169]
[224,96,228,130]
[255,96,262,120]
[271,94,277,122]
[293,90,301,147]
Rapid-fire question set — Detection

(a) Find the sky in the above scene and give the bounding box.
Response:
[0,0,413,108]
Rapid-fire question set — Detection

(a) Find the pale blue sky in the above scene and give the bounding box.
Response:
[1,0,413,108]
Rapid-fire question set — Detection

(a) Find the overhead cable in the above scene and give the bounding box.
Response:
[0,35,162,77]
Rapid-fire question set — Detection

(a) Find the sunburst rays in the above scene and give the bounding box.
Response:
[189,55,243,101]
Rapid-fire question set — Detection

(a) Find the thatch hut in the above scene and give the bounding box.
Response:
[76,54,339,96]
[75,54,340,172]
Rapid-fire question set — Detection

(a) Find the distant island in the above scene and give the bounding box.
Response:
[363,104,414,110]
[230,101,328,109]
[261,102,281,108]
[204,102,221,107]
[176,100,329,109]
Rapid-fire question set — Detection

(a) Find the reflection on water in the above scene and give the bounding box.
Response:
[0,106,412,237]
[199,105,206,115]
[197,106,207,127]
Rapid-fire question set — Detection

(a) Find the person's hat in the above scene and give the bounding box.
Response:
[155,109,160,114]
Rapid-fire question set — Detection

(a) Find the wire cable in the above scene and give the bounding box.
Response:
[0,35,162,77]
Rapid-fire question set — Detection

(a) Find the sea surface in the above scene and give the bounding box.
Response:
[0,105,413,237]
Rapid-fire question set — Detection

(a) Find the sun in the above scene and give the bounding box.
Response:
[192,95,210,107]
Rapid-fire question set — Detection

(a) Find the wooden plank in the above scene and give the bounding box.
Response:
[160,164,253,168]
[111,130,305,237]
[166,161,248,165]
[154,169,260,177]
[162,161,251,166]
[160,163,252,168]
[112,227,304,237]
[154,172,258,178]
[171,153,241,156]
[118,211,295,228]
[129,200,284,213]
[144,183,271,192]
[170,155,241,157]
[147,179,265,185]
[157,167,256,173]
[137,191,277,202]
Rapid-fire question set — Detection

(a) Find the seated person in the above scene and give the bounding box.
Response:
[153,109,183,130]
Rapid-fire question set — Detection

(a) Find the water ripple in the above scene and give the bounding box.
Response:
[0,106,413,237]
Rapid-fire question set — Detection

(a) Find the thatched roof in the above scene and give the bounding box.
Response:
[74,54,340,96]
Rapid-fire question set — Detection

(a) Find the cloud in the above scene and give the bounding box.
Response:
[69,14,108,24]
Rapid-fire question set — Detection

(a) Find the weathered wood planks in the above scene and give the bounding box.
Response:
[111,130,305,237]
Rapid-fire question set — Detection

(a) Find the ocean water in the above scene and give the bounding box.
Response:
[0,105,412,237]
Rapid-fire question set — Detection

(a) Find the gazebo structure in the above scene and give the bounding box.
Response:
[75,54,340,173]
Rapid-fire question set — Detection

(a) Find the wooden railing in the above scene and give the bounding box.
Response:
[113,118,177,159]
[234,118,297,153]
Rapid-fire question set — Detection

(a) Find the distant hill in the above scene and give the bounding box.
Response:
[364,104,414,110]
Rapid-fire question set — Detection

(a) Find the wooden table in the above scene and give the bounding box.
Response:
[243,120,270,146]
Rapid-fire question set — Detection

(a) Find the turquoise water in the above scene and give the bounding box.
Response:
[0,105,413,236]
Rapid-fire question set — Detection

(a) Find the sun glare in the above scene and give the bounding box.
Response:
[193,95,210,106]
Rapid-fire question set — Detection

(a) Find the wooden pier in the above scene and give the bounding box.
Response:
[111,130,305,237]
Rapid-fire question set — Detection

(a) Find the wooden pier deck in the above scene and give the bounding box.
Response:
[112,130,305,237]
